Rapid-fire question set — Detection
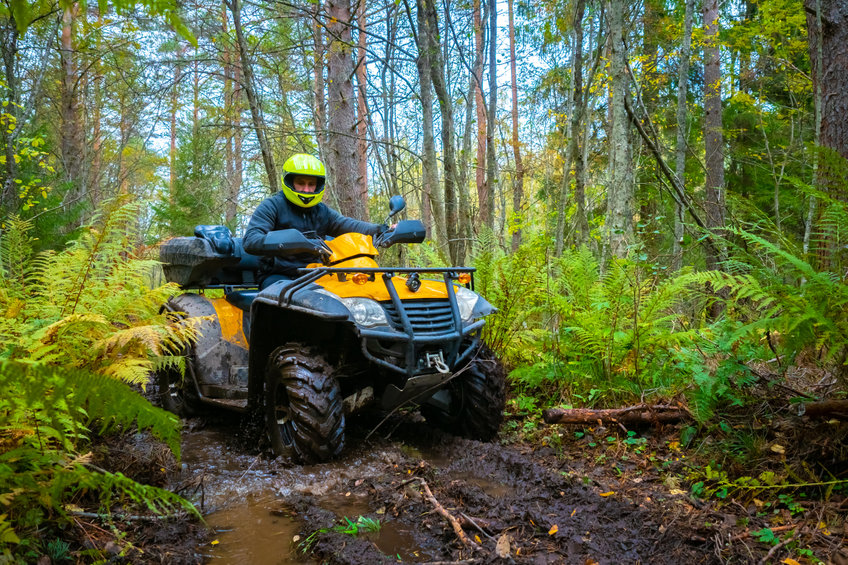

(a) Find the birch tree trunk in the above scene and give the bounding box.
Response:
[673,0,694,271]
[606,0,633,260]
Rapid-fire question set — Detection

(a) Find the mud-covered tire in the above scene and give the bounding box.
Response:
[265,344,345,463]
[156,358,203,417]
[156,298,203,417]
[422,345,506,441]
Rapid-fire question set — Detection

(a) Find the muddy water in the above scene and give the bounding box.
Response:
[178,424,426,564]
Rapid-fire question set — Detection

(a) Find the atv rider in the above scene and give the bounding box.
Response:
[243,153,387,289]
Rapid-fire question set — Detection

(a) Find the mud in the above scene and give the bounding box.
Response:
[174,415,718,565]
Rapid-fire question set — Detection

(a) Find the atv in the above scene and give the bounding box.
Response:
[157,196,505,462]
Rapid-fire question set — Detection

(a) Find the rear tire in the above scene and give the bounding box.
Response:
[156,357,203,417]
[422,345,506,441]
[156,299,203,417]
[265,344,345,463]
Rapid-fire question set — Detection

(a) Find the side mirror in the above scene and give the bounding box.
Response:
[387,195,406,219]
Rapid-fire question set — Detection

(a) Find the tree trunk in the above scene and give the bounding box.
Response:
[673,0,694,271]
[60,2,86,218]
[222,5,240,226]
[457,64,476,257]
[555,0,586,257]
[0,15,20,211]
[606,0,633,260]
[227,0,279,194]
[543,404,689,425]
[356,0,370,220]
[508,0,524,252]
[88,5,103,207]
[170,59,180,203]
[703,0,726,318]
[703,0,725,265]
[422,0,460,264]
[312,3,327,162]
[473,0,488,229]
[804,0,848,267]
[484,0,497,233]
[638,0,662,260]
[326,0,364,219]
[412,0,446,248]
[805,0,848,161]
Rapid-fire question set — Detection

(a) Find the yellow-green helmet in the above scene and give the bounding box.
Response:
[281,153,326,208]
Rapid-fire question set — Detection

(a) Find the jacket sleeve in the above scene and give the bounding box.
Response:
[242,197,278,254]
[324,207,385,237]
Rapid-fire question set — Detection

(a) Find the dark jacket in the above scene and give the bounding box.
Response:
[243,192,384,283]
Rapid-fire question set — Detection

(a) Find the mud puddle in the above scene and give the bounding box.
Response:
[176,421,432,564]
[175,417,716,564]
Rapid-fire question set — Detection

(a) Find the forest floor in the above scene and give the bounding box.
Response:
[76,405,848,565]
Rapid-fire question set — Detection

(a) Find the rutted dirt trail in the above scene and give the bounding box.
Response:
[175,416,715,564]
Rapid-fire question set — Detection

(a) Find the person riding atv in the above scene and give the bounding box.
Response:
[243,154,387,289]
[157,157,506,463]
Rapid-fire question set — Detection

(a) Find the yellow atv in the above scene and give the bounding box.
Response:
[157,197,505,462]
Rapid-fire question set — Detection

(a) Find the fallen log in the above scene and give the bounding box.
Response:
[542,404,690,425]
[798,399,848,419]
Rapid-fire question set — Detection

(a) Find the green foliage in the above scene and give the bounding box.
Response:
[298,515,381,555]
[0,198,201,556]
[1,198,201,381]
[152,123,226,238]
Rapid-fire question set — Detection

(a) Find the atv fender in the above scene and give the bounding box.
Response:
[245,281,354,411]
[169,293,250,395]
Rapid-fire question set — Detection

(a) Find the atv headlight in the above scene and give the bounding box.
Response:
[340,297,389,327]
[454,286,480,322]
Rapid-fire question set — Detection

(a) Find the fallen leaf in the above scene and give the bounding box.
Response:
[599,491,615,497]
[495,534,510,558]
[548,524,559,535]
[669,489,688,496]
[376,506,386,515]
[818,521,831,535]
[770,444,786,455]
[781,559,801,565]
[210,540,219,546]
[475,534,482,544]
[571,508,577,517]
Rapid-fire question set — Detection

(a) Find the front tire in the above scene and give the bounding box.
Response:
[265,344,345,463]
[423,345,506,441]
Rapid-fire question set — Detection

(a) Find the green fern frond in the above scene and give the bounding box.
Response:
[0,360,181,456]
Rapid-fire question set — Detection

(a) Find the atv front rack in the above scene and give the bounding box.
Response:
[285,267,482,376]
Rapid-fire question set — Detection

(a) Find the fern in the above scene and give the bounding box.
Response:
[0,198,203,553]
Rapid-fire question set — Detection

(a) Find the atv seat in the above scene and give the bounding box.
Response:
[226,289,260,311]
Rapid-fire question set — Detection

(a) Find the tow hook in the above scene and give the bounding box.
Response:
[425,351,450,374]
